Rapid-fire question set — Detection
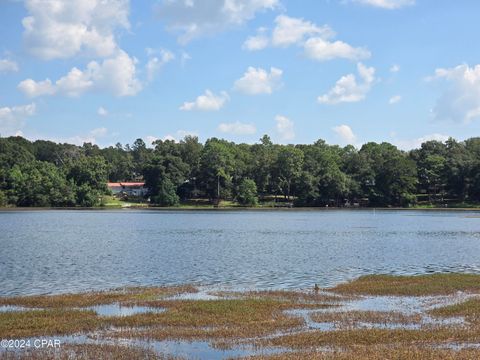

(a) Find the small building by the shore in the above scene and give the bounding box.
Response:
[107,182,148,197]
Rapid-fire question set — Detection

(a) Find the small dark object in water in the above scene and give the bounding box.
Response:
[314,284,320,292]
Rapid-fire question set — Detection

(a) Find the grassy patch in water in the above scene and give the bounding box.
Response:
[310,310,422,327]
[0,309,102,338]
[243,346,480,360]
[213,290,346,303]
[106,298,308,340]
[329,273,480,296]
[429,298,480,322]
[257,327,480,349]
[1,344,180,360]
[2,281,480,358]
[0,285,196,308]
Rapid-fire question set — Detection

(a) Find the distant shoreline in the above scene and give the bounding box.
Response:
[1,206,480,212]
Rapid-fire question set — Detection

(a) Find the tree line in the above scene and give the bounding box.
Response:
[1,135,479,207]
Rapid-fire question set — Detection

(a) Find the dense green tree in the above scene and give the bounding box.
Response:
[410,140,447,203]
[101,143,134,182]
[236,178,258,206]
[5,161,75,207]
[360,142,418,206]
[151,178,179,206]
[67,156,108,191]
[272,146,304,200]
[199,139,235,200]
[143,153,188,204]
[250,135,275,198]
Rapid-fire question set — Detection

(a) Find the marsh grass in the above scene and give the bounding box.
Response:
[0,286,196,309]
[429,298,480,323]
[0,309,102,338]
[310,310,423,327]
[257,327,480,349]
[106,298,308,340]
[212,290,347,304]
[1,344,181,360]
[329,274,480,296]
[2,275,480,358]
[241,346,480,360]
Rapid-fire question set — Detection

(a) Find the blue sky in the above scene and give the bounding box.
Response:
[1,0,480,149]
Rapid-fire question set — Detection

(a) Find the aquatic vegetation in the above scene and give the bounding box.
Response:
[1,344,180,360]
[309,310,423,328]
[0,286,196,309]
[329,273,480,296]
[242,346,480,360]
[1,274,480,359]
[257,327,480,349]
[107,298,308,340]
[429,298,480,323]
[0,309,101,338]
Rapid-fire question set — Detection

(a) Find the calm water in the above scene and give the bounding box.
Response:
[1,209,480,296]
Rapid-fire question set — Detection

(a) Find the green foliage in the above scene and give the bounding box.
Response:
[236,179,258,206]
[272,146,304,200]
[0,134,479,208]
[75,184,101,207]
[0,189,6,206]
[152,178,179,206]
[199,139,236,199]
[5,161,76,207]
[67,156,108,191]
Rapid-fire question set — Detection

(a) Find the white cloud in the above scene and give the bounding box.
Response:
[89,127,108,137]
[390,64,400,73]
[304,37,370,62]
[389,95,402,104]
[155,0,278,44]
[242,27,269,51]
[275,115,295,141]
[63,127,110,146]
[181,51,192,66]
[332,124,356,145]
[17,78,56,97]
[271,15,334,48]
[18,50,141,97]
[145,135,159,146]
[318,63,375,104]
[0,103,36,136]
[22,0,130,60]
[180,90,229,111]
[145,130,198,145]
[429,64,480,123]
[242,15,369,63]
[234,66,283,95]
[146,49,175,81]
[0,58,19,73]
[394,133,450,151]
[218,121,256,135]
[55,67,94,97]
[97,106,108,116]
[162,134,176,142]
[352,0,415,9]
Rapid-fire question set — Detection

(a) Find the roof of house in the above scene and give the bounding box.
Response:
[107,182,145,187]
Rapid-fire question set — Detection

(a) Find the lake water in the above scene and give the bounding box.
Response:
[1,209,480,296]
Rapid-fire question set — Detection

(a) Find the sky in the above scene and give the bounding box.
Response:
[1,0,480,149]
